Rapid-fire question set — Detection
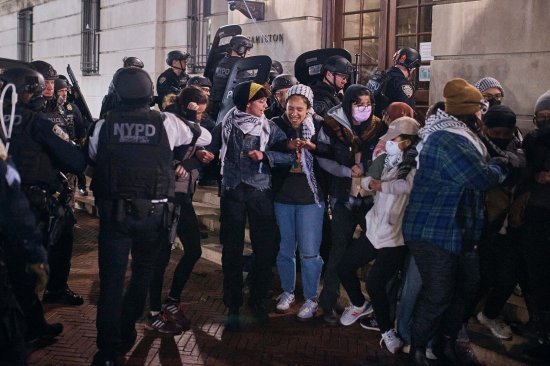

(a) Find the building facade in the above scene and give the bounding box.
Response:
[1,0,549,130]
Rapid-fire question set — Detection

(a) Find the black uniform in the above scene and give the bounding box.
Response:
[209,55,241,119]
[3,102,85,340]
[374,66,415,117]
[156,68,189,107]
[0,149,48,365]
[264,101,285,120]
[311,80,342,117]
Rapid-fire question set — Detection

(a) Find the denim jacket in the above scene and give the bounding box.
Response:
[208,121,294,191]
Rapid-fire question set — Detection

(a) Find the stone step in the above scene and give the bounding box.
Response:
[200,232,253,266]
[192,186,220,207]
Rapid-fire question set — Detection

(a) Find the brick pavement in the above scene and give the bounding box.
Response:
[27,211,407,366]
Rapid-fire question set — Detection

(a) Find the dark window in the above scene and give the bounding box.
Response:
[17,8,33,62]
[81,0,100,75]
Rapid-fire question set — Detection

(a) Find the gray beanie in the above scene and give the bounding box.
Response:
[535,89,550,113]
[474,77,504,96]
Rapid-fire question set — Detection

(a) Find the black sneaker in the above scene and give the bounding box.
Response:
[145,313,184,334]
[26,322,63,342]
[359,316,380,331]
[248,302,269,324]
[43,288,84,306]
[322,309,339,326]
[224,308,240,332]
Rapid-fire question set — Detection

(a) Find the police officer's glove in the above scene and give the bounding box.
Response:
[26,262,49,294]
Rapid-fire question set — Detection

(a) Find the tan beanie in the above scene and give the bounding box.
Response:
[444,78,483,116]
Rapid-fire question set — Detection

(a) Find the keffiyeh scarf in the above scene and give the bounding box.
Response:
[219,107,271,174]
[300,112,320,206]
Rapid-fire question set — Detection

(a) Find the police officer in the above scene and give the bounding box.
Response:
[264,74,298,120]
[88,67,211,366]
[311,55,353,117]
[1,66,86,341]
[100,57,145,119]
[54,77,89,195]
[373,47,421,117]
[209,35,253,119]
[157,50,191,109]
[0,138,48,364]
[269,59,283,84]
[32,61,85,307]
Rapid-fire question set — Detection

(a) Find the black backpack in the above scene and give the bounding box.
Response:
[365,70,390,117]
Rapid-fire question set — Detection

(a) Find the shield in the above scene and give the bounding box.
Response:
[294,48,352,86]
[203,25,242,83]
[216,55,272,124]
[0,58,35,74]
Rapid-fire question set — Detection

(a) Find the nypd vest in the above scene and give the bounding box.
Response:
[93,109,174,200]
[211,56,240,102]
[6,106,57,189]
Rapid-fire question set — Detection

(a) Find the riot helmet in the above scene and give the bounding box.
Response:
[30,60,58,80]
[166,51,190,67]
[123,56,145,68]
[271,60,283,75]
[0,67,46,111]
[112,67,154,106]
[54,78,69,93]
[322,55,353,90]
[1,67,45,96]
[271,74,299,94]
[393,47,421,71]
[186,76,212,88]
[229,35,253,57]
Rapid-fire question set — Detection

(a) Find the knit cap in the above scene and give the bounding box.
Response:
[444,78,483,116]
[233,81,266,111]
[534,89,550,114]
[386,102,414,122]
[483,105,516,129]
[286,84,314,107]
[474,77,504,96]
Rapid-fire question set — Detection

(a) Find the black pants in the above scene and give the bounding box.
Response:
[476,228,525,319]
[0,257,27,366]
[338,237,407,333]
[47,217,75,292]
[150,193,202,311]
[319,201,369,312]
[95,199,166,357]
[522,207,550,337]
[220,184,277,309]
[410,241,480,348]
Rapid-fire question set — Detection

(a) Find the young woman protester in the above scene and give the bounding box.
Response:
[337,117,419,354]
[270,84,332,321]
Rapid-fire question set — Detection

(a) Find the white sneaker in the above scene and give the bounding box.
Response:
[275,292,295,313]
[296,299,318,321]
[339,301,373,326]
[380,328,403,354]
[477,311,513,339]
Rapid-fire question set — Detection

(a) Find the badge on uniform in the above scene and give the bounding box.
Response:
[52,124,70,142]
[66,104,73,111]
[159,77,166,84]
[401,84,414,98]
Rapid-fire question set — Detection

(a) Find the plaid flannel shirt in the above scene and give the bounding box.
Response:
[403,130,504,253]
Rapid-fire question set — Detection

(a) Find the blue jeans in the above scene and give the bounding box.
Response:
[274,202,325,300]
[397,254,422,345]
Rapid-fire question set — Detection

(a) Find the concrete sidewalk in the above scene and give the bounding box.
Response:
[27,211,528,366]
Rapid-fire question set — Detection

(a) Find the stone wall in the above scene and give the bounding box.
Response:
[430,0,550,130]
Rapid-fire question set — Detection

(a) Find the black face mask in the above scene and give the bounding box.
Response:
[487,98,502,108]
[490,137,512,150]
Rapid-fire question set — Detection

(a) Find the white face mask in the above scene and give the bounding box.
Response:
[385,140,402,156]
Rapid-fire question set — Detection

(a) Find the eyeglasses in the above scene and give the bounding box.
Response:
[353,103,372,112]
[482,92,503,100]
[335,73,349,81]
[534,114,550,125]
[275,90,287,98]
